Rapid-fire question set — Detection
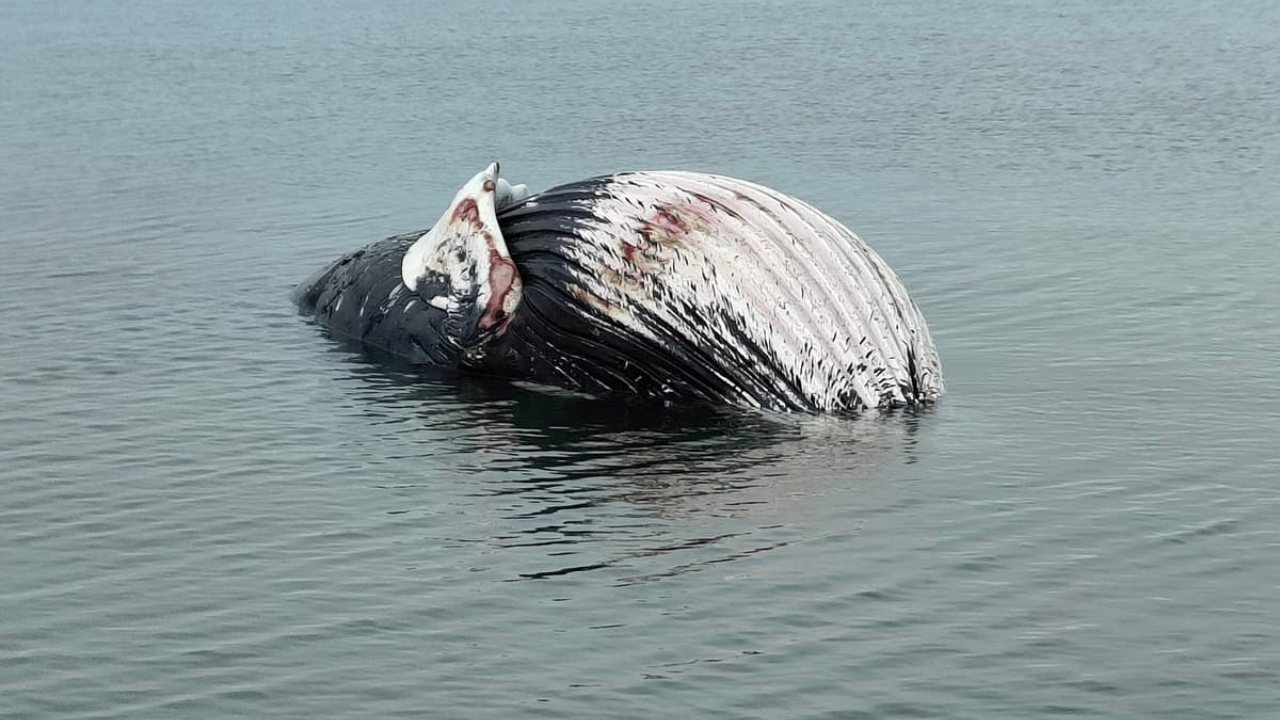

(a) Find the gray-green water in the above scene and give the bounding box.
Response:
[3,1,1279,717]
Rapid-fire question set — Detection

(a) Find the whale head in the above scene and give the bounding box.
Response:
[401,162,524,356]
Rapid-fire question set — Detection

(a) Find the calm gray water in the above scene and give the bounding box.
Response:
[3,1,1279,717]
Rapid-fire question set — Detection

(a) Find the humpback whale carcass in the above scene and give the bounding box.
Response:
[293,163,942,413]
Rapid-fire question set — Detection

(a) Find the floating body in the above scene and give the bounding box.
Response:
[294,164,942,413]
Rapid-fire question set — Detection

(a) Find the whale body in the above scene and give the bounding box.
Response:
[294,164,942,413]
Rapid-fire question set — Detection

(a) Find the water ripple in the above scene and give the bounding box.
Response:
[4,0,1280,717]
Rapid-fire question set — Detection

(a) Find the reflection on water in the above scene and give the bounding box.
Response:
[325,339,931,583]
[5,0,1280,716]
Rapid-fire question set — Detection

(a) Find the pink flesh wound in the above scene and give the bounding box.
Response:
[479,254,517,332]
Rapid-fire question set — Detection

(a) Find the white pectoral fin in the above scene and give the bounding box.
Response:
[400,163,524,335]
[401,163,504,292]
[401,228,436,292]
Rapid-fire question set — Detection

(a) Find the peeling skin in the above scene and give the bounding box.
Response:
[651,206,689,235]
[451,198,482,227]
[636,200,720,252]
[638,210,688,248]
[554,171,942,410]
[658,201,715,234]
[569,285,616,317]
[617,238,665,280]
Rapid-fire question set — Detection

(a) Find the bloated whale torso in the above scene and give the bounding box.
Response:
[295,170,942,413]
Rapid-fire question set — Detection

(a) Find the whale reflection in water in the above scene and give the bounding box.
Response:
[325,351,930,583]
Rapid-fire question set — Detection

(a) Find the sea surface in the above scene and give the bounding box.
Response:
[3,1,1279,717]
